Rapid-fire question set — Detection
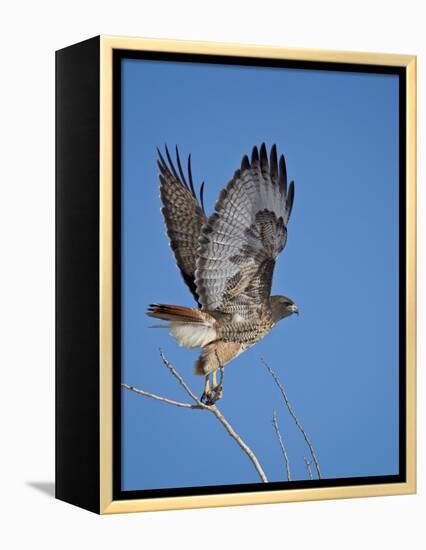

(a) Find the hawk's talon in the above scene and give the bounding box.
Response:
[200,391,210,405]
[200,384,223,405]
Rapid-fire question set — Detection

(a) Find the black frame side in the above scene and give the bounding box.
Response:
[55,36,100,513]
[113,50,407,501]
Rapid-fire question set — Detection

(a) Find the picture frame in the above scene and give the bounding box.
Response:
[56,35,416,514]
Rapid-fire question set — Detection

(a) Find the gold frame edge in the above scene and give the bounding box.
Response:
[99,37,114,513]
[99,36,417,514]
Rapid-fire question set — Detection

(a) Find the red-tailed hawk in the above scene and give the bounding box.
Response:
[147,143,298,404]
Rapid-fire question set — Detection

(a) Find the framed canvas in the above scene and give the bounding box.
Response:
[55,35,416,514]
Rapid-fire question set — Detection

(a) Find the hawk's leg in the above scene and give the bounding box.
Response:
[200,375,211,405]
[200,367,224,405]
[212,366,224,401]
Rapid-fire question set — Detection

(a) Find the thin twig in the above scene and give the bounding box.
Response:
[272,410,291,481]
[304,457,313,480]
[261,359,322,479]
[159,348,200,404]
[122,350,268,483]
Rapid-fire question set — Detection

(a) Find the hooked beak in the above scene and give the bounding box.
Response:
[290,304,299,315]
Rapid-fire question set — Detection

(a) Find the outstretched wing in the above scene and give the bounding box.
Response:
[195,143,294,318]
[157,146,207,306]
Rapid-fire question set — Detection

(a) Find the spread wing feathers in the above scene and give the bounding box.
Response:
[157,146,207,306]
[195,143,294,318]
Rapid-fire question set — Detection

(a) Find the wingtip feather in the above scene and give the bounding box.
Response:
[241,154,250,171]
[279,154,288,195]
[251,146,259,166]
[270,144,278,180]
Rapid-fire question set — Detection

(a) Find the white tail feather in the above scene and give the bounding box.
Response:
[170,323,216,349]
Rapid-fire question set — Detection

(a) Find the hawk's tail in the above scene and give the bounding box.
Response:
[147,304,207,323]
[146,304,217,349]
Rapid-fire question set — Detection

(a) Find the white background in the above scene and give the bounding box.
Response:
[0,1,423,548]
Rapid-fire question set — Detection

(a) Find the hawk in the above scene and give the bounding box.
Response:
[147,143,298,404]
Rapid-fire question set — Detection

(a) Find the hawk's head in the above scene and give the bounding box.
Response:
[270,295,299,323]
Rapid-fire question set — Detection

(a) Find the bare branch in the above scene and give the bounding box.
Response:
[272,410,291,481]
[261,359,322,480]
[122,351,268,483]
[208,403,267,482]
[304,457,313,480]
[121,384,200,409]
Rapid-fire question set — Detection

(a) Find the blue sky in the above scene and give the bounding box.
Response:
[120,57,399,491]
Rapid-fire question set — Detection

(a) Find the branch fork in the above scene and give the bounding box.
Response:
[122,349,268,483]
